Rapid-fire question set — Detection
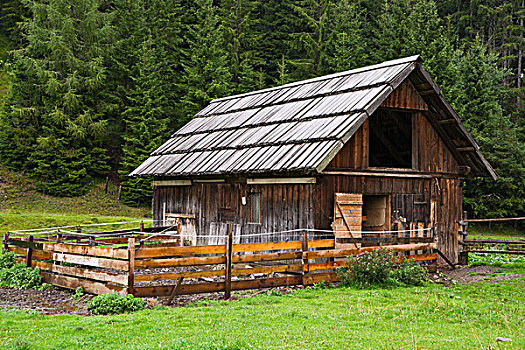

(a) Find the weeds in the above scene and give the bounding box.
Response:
[88,292,145,315]
[0,252,42,289]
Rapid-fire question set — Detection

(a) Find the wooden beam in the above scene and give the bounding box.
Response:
[246,177,316,185]
[152,180,191,187]
[165,277,184,306]
[457,147,476,152]
[438,119,456,125]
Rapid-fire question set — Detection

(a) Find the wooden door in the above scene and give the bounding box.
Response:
[333,193,363,250]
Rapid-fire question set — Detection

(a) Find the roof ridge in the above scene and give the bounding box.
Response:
[211,55,422,103]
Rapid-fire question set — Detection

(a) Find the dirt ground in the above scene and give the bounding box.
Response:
[0,266,522,316]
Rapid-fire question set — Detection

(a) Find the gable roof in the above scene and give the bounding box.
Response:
[131,56,496,179]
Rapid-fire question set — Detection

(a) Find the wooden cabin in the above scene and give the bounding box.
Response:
[131,56,495,263]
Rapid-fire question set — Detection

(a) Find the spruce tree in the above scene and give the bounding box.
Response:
[219,0,263,93]
[0,0,114,196]
[118,0,185,206]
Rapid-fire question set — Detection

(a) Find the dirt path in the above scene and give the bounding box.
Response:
[0,286,90,315]
[432,265,523,286]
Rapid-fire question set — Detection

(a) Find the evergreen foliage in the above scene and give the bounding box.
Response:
[0,0,522,217]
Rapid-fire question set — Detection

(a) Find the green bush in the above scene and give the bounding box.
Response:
[88,292,145,315]
[337,248,395,288]
[0,262,42,289]
[337,248,428,288]
[0,251,17,269]
[391,260,428,286]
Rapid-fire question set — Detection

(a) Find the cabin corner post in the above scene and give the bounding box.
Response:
[224,224,233,300]
[301,232,309,285]
[127,237,136,295]
[2,233,8,254]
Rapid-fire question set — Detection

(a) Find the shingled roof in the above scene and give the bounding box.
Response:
[131,55,496,179]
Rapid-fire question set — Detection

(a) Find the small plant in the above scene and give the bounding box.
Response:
[391,259,428,286]
[0,252,42,289]
[265,289,283,296]
[88,292,145,315]
[0,251,17,269]
[72,286,84,301]
[337,249,428,288]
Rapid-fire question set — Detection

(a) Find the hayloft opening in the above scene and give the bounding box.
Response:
[369,109,413,168]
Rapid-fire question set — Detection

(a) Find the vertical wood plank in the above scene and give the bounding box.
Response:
[2,233,8,254]
[224,226,233,300]
[26,236,34,267]
[302,232,309,285]
[128,237,136,295]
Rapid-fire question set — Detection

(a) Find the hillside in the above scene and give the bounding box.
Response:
[0,166,150,234]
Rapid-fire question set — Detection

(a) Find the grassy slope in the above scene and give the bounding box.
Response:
[0,281,523,350]
[0,166,150,234]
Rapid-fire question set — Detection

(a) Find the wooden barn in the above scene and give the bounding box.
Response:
[131,55,495,263]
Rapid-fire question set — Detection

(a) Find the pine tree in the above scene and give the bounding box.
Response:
[0,0,114,196]
[220,0,263,93]
[444,40,525,217]
[288,0,331,80]
[324,0,370,73]
[118,0,185,206]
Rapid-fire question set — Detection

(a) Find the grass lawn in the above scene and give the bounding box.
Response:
[0,280,523,350]
[0,166,150,235]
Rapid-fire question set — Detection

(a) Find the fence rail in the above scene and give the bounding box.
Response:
[3,225,437,300]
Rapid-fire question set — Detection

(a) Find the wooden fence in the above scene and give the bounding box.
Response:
[3,229,438,299]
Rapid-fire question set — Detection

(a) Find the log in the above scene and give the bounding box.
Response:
[128,238,136,294]
[134,269,226,282]
[307,243,437,259]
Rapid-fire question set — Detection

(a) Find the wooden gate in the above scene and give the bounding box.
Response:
[333,193,363,250]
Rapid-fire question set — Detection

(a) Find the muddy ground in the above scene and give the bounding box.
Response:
[0,266,522,316]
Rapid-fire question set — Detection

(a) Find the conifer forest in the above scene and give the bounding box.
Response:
[0,0,523,218]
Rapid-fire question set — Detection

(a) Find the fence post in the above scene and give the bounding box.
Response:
[3,233,8,254]
[302,231,309,286]
[128,237,136,295]
[224,224,233,300]
[459,211,469,265]
[26,236,34,267]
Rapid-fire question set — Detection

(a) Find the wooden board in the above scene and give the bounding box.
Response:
[135,255,225,269]
[333,193,363,250]
[41,272,125,294]
[34,261,127,285]
[42,243,128,259]
[232,240,302,253]
[53,252,128,271]
[135,244,226,259]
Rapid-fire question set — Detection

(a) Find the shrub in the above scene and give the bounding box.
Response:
[391,260,428,286]
[0,251,17,269]
[0,262,42,289]
[337,248,395,288]
[88,292,145,315]
[337,248,428,288]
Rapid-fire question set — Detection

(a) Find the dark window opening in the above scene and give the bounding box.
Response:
[362,195,390,232]
[246,192,261,224]
[369,109,413,168]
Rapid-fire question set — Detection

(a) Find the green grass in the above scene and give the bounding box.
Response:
[0,166,150,235]
[468,223,524,241]
[0,281,523,349]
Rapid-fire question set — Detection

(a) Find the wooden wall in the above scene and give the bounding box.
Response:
[153,183,314,243]
[312,175,463,262]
